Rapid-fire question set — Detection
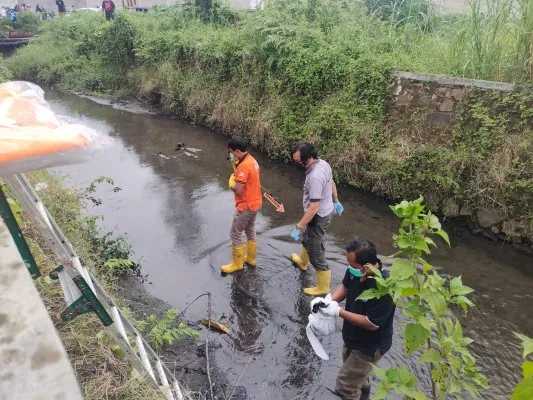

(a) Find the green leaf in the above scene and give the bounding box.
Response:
[404,323,429,355]
[422,262,433,273]
[524,361,533,379]
[419,348,441,363]
[443,317,454,335]
[372,364,387,381]
[515,333,533,358]
[450,276,475,296]
[424,292,447,316]
[425,237,436,247]
[436,229,450,246]
[414,236,431,253]
[512,378,533,400]
[427,213,441,230]
[358,289,382,301]
[455,295,474,312]
[397,236,411,248]
[401,287,419,297]
[453,320,464,340]
[390,204,406,218]
[368,265,382,278]
[417,316,434,331]
[384,366,418,387]
[390,258,416,280]
[409,391,427,400]
[374,386,390,400]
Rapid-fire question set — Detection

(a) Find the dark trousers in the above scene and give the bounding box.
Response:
[336,346,382,400]
[302,212,332,271]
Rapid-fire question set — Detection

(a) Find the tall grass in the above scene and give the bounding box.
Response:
[447,0,533,81]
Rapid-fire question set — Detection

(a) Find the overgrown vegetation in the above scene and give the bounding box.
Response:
[11,171,198,399]
[6,0,533,238]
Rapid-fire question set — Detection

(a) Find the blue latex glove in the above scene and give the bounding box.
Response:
[290,227,301,241]
[333,201,344,216]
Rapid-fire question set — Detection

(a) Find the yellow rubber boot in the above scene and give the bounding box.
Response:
[221,245,246,274]
[244,241,257,267]
[303,269,331,296]
[291,247,309,271]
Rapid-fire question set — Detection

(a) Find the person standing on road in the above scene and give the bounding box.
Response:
[290,142,343,295]
[312,239,396,400]
[102,0,115,20]
[221,137,262,274]
[55,0,66,16]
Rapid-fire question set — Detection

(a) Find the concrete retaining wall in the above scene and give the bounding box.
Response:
[0,216,82,400]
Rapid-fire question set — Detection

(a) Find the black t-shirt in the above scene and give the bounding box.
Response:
[56,0,66,12]
[342,268,395,355]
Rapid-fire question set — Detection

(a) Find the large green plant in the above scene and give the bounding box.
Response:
[360,197,488,399]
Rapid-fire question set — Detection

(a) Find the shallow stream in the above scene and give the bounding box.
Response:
[48,89,533,399]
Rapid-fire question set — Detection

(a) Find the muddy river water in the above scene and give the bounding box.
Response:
[47,89,532,399]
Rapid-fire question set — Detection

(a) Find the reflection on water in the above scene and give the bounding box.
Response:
[48,88,532,399]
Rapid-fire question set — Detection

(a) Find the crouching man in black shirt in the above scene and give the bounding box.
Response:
[319,239,396,400]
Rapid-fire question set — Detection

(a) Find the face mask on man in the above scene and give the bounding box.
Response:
[348,265,365,278]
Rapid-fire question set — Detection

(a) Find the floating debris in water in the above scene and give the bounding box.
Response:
[175,142,186,151]
[183,151,198,158]
[201,319,230,334]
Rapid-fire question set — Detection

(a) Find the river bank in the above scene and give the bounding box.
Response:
[13,170,221,399]
[7,4,533,249]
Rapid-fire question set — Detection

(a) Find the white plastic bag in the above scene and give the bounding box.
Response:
[0,81,113,175]
[308,312,343,336]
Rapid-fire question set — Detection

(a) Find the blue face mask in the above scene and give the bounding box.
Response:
[348,266,364,278]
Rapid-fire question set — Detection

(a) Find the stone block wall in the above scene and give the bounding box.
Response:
[392,71,533,254]
[393,71,515,130]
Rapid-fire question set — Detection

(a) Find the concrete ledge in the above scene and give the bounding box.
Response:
[394,71,516,92]
[0,216,82,400]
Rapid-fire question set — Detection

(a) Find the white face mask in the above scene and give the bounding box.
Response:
[229,152,236,160]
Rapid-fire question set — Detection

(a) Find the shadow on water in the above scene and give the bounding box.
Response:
[47,88,533,399]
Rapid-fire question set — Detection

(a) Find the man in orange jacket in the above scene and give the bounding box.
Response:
[221,137,262,273]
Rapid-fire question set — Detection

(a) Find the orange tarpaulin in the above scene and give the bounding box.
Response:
[0,81,112,174]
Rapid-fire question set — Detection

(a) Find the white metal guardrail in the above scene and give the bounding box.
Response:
[3,173,184,400]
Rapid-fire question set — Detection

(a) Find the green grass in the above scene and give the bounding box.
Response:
[5,0,533,238]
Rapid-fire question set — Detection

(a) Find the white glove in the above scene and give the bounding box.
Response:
[319,301,341,317]
[310,293,332,312]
